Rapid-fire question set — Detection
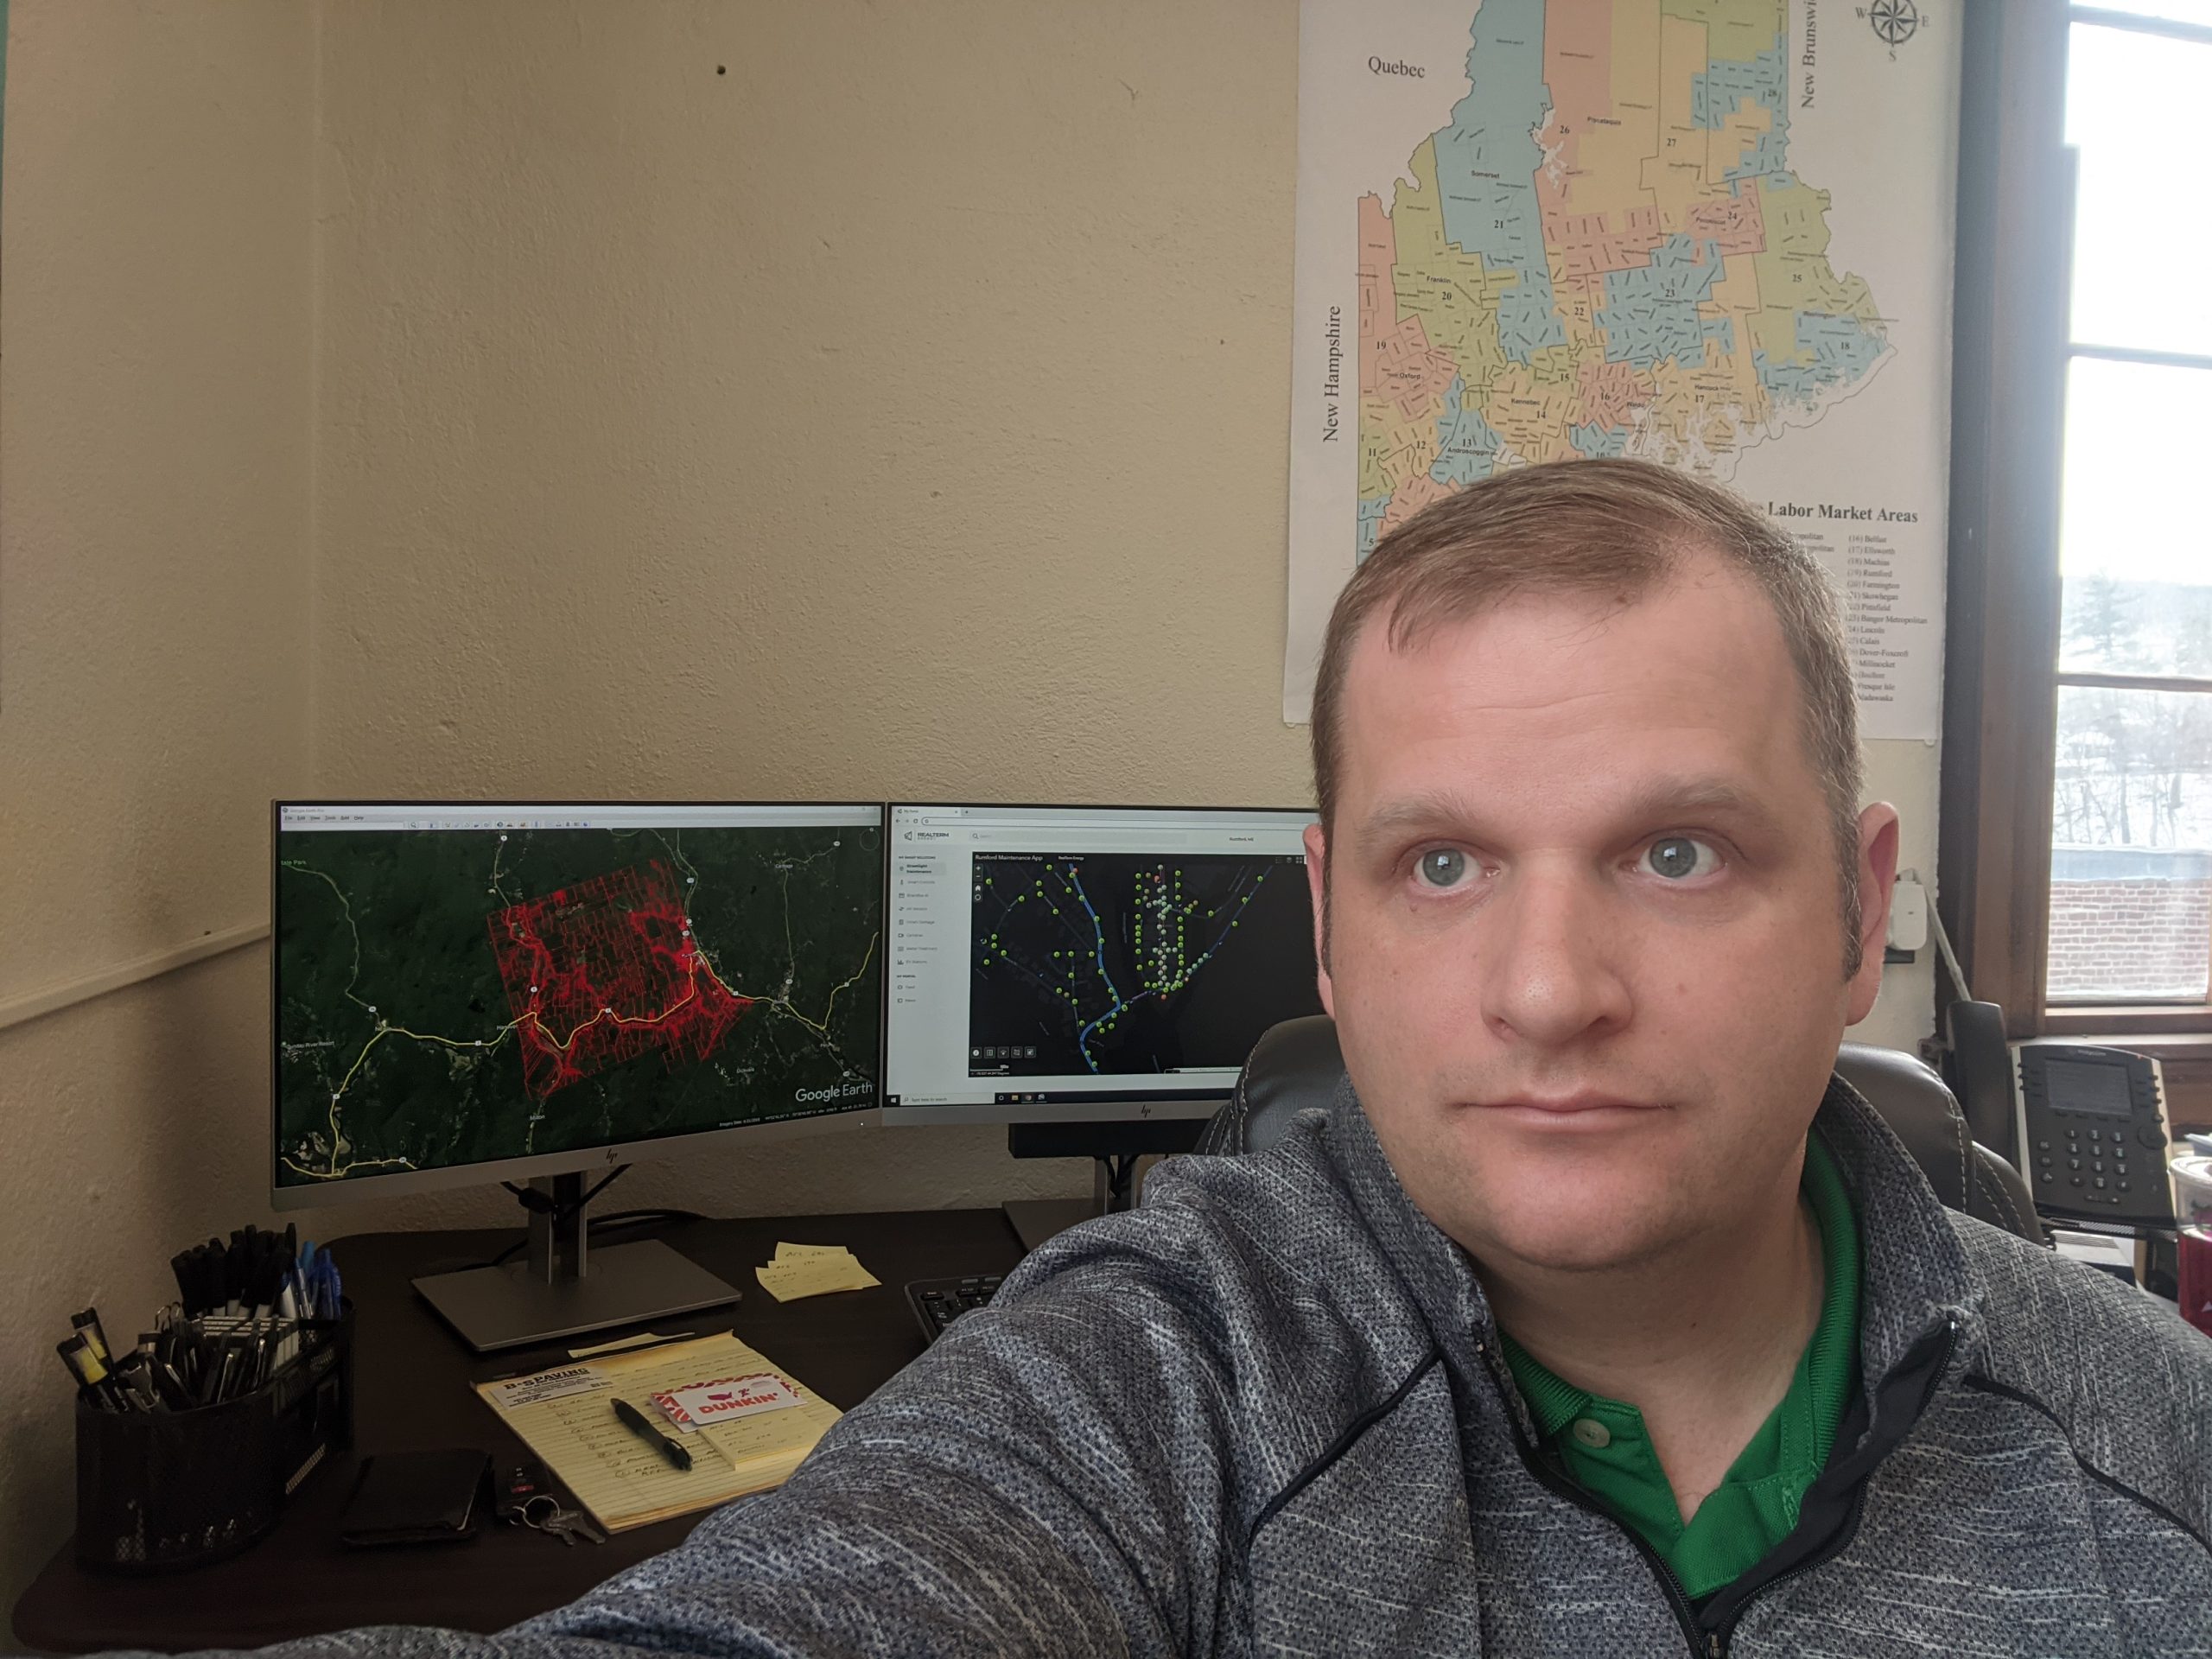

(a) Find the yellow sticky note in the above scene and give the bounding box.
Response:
[753,1249,881,1302]
[772,1241,854,1265]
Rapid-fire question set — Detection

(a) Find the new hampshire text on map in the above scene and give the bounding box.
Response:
[968,851,1322,1079]
[1358,0,1890,558]
[276,824,880,1186]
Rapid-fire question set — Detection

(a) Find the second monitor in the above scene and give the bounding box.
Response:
[883,804,1325,1125]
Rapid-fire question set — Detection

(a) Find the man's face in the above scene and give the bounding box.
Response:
[1306,554,1897,1273]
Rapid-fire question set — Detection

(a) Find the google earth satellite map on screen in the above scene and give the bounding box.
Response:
[273,803,881,1194]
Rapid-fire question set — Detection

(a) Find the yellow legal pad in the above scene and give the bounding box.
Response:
[474,1332,841,1532]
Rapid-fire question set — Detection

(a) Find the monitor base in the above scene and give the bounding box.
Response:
[412,1237,742,1354]
[1006,1121,1204,1231]
[1002,1198,1099,1254]
[1002,1122,1212,1253]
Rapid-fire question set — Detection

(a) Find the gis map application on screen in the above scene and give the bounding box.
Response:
[273,803,882,1198]
[883,804,1323,1123]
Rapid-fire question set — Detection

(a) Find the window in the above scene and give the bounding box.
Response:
[2047,5,2212,1018]
[1941,0,2212,1065]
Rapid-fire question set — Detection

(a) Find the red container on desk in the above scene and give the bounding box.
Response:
[74,1303,353,1573]
[2180,1229,2212,1340]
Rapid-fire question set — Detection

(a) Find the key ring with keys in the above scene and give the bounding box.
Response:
[516,1493,607,1545]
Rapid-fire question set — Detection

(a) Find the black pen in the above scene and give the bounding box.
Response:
[612,1397,693,1471]
[201,1339,238,1406]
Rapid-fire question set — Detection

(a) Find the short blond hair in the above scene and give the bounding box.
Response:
[1312,458,1867,975]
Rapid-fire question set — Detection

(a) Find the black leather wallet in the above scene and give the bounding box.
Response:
[337,1447,493,1548]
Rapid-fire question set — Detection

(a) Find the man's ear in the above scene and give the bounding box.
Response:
[1302,821,1335,1018]
[1846,803,1901,1026]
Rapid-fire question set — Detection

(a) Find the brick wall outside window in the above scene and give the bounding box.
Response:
[2048,848,2212,1001]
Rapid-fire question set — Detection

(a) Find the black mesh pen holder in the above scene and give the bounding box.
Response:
[75,1302,353,1573]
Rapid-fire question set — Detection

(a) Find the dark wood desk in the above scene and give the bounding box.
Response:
[14,1209,1026,1654]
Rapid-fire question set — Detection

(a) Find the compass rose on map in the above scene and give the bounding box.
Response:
[1866,0,1920,50]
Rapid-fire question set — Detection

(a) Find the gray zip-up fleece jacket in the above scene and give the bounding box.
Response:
[202,1076,2210,1657]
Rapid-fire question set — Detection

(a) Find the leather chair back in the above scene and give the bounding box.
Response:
[1196,1015,2044,1244]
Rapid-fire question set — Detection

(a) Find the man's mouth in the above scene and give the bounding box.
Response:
[1473,1094,1666,1127]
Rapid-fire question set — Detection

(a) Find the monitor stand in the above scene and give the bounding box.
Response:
[1001,1118,1206,1254]
[412,1172,743,1353]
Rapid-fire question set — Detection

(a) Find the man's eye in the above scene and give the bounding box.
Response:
[1644,836,1720,880]
[1416,849,1471,888]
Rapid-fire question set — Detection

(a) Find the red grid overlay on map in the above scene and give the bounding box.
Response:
[486,861,753,1099]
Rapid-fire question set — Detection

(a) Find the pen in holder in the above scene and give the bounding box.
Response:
[74,1301,353,1573]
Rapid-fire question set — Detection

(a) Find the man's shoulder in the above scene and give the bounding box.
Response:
[982,1110,1437,1403]
[1947,1211,2212,1544]
[1949,1210,2212,1389]
[1007,1109,1398,1314]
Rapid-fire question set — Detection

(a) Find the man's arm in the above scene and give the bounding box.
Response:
[520,1219,1236,1658]
[167,1208,1242,1659]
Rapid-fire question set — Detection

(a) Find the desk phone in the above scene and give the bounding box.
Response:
[2016,1042,2177,1230]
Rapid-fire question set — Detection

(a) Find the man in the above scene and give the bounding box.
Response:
[213,461,2209,1656]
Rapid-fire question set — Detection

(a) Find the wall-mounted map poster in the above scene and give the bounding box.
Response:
[1285,0,1960,739]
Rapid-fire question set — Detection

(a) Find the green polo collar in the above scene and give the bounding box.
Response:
[1500,1131,1862,1601]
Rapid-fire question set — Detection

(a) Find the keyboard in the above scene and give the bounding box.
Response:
[906,1274,1004,1344]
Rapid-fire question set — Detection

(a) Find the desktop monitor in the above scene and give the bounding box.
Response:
[272,800,884,1348]
[882,803,1325,1130]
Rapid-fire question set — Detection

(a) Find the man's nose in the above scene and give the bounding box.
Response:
[1478,865,1632,1048]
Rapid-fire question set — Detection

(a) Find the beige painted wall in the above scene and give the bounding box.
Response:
[308,0,1936,1097]
[304,0,1315,1230]
[0,0,1942,1625]
[0,0,316,1620]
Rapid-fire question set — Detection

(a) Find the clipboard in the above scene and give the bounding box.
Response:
[474,1333,841,1531]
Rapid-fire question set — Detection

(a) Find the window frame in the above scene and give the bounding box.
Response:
[1941,0,2212,1058]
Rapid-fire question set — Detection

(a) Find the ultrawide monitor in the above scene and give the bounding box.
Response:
[882,803,1325,1125]
[272,801,885,1209]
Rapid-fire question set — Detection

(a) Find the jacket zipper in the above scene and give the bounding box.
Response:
[1700,1319,1959,1656]
[1475,1343,1709,1657]
[1508,1433,1710,1654]
[1476,1319,1959,1659]
[1694,1495,1866,1657]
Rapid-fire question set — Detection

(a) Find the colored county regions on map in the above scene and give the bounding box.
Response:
[274,823,880,1186]
[1357,0,1890,556]
[967,851,1321,1079]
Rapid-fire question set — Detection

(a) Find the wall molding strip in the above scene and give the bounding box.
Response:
[0,921,269,1033]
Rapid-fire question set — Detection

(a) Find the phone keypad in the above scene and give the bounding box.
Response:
[2047,1122,2138,1196]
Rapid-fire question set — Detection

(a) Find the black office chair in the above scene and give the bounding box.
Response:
[1196,1016,2045,1245]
